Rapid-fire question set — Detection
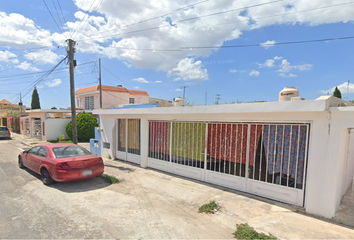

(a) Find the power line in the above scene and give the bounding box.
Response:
[72,0,97,38]
[177,0,282,23]
[57,0,71,37]
[77,0,211,41]
[78,1,353,44]
[42,0,68,38]
[102,35,354,52]
[17,55,69,101]
[181,36,354,49]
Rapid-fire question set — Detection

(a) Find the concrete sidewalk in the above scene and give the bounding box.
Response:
[102,159,354,239]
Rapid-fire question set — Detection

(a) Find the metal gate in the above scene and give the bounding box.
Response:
[23,118,31,136]
[116,118,141,164]
[147,120,310,206]
[32,119,42,139]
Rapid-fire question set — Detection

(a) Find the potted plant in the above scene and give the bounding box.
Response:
[58,134,65,143]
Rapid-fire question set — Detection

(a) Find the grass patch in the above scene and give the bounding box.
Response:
[30,142,38,145]
[108,154,112,159]
[233,223,277,239]
[198,200,220,214]
[100,174,119,184]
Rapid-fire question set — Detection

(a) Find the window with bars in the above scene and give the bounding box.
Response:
[129,98,135,104]
[85,96,94,110]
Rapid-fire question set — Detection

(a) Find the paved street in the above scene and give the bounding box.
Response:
[1,135,354,239]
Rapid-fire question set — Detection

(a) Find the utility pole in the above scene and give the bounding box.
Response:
[99,58,102,108]
[67,39,78,144]
[215,94,220,105]
[19,93,23,116]
[182,86,188,99]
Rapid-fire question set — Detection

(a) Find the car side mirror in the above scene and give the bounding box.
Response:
[23,150,29,154]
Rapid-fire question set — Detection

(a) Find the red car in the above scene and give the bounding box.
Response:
[18,143,104,185]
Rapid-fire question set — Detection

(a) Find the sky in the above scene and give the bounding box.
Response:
[0,0,354,109]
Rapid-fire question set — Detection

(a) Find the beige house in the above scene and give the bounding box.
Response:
[75,85,149,110]
[0,99,26,127]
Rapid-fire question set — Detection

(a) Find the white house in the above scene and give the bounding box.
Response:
[93,96,354,219]
[21,109,90,141]
[75,85,149,110]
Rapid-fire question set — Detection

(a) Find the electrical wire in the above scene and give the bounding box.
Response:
[77,0,282,42]
[72,0,97,38]
[181,36,354,49]
[42,0,68,39]
[78,1,353,45]
[78,0,210,40]
[57,0,71,38]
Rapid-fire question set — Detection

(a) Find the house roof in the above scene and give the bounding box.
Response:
[75,85,149,96]
[0,99,11,104]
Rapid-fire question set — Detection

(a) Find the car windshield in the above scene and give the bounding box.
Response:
[0,127,8,131]
[52,146,92,158]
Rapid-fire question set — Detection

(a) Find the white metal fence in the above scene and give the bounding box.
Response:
[146,120,310,205]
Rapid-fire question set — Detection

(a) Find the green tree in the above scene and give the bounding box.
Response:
[66,112,98,142]
[333,86,342,99]
[31,87,41,109]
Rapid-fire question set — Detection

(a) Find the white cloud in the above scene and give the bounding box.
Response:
[258,59,275,68]
[168,57,208,81]
[46,78,62,87]
[260,40,276,49]
[279,73,297,78]
[154,81,162,83]
[229,69,245,73]
[15,61,40,72]
[24,50,61,65]
[320,81,354,95]
[0,12,57,49]
[175,88,183,92]
[134,86,139,89]
[249,70,260,77]
[132,77,149,83]
[274,56,283,61]
[278,59,313,73]
[0,50,18,64]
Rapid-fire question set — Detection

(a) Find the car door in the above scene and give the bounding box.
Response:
[26,147,40,171]
[31,147,48,174]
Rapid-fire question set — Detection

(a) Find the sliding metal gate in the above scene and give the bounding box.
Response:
[116,119,141,164]
[147,121,310,206]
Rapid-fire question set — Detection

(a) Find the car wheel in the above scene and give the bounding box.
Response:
[41,169,53,185]
[18,156,25,169]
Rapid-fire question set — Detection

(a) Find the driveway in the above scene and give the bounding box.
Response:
[1,135,354,239]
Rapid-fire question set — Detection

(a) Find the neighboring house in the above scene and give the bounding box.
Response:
[75,85,149,110]
[0,99,27,130]
[94,96,354,219]
[21,109,91,141]
[149,97,173,107]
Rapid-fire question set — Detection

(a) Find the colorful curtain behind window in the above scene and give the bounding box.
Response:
[262,124,308,184]
[149,121,169,155]
[207,123,262,165]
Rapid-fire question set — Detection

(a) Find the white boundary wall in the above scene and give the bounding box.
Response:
[95,96,354,218]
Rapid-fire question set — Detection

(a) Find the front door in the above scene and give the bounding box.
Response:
[116,118,141,164]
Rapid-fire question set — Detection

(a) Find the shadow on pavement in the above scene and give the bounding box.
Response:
[22,168,111,192]
[104,163,135,173]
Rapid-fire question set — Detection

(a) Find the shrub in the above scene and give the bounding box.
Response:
[58,134,65,141]
[198,200,220,213]
[66,112,98,142]
[233,223,277,239]
[100,174,119,184]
